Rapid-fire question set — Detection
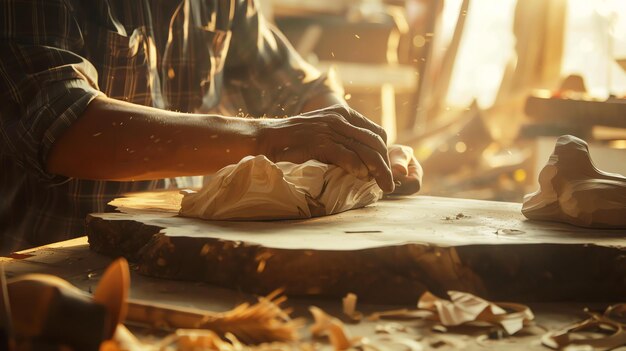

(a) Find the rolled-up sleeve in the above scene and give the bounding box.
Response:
[0,0,103,184]
[224,0,343,118]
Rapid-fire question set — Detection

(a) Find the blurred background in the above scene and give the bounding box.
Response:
[262,0,626,202]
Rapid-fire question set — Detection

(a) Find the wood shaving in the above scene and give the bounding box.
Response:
[367,309,432,321]
[128,290,302,345]
[342,293,363,322]
[309,306,362,350]
[431,325,447,333]
[198,290,303,344]
[375,323,408,334]
[542,303,626,350]
[309,306,424,351]
[417,291,534,335]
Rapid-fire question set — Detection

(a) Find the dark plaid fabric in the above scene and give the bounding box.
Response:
[0,0,339,252]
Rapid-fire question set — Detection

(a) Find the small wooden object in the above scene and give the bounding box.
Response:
[523,135,626,228]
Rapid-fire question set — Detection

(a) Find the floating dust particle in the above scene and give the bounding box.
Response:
[210,134,218,139]
[354,34,360,39]
[92,132,102,137]
[513,169,527,182]
[455,141,467,153]
[413,35,426,48]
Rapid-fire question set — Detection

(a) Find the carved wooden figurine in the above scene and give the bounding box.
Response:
[522,135,626,228]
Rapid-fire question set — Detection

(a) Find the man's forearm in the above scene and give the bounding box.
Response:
[47,97,260,180]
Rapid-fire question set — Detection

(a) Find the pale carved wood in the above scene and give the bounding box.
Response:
[523,135,626,229]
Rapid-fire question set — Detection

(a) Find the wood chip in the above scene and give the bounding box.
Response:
[342,293,363,322]
[310,306,361,350]
[418,291,534,335]
[542,303,626,350]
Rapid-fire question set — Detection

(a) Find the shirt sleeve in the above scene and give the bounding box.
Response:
[0,0,103,184]
[223,0,343,118]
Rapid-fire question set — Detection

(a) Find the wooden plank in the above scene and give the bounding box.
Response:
[87,192,626,304]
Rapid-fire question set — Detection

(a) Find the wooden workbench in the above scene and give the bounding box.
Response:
[87,193,626,303]
[0,237,620,350]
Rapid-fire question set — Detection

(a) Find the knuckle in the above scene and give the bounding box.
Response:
[379,128,388,143]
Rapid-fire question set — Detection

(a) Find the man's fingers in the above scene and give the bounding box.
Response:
[389,144,416,177]
[389,145,414,176]
[388,144,423,195]
[407,157,424,182]
[392,172,421,195]
[318,144,370,180]
[328,118,387,161]
[339,137,394,193]
[329,105,388,145]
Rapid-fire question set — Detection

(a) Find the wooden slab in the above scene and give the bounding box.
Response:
[87,191,626,304]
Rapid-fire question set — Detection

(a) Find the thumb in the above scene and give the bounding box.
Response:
[388,145,413,176]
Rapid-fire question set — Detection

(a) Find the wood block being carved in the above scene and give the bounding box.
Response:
[523,135,626,228]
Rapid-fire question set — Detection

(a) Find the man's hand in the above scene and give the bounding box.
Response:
[388,144,423,195]
[257,104,395,193]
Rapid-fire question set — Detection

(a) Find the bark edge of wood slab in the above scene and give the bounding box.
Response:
[87,192,626,304]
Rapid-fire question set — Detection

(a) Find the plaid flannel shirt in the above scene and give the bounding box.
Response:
[0,0,339,252]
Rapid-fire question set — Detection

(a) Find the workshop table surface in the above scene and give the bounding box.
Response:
[1,236,622,350]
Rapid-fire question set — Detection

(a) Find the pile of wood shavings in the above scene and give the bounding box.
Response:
[197,290,303,344]
[418,291,534,335]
